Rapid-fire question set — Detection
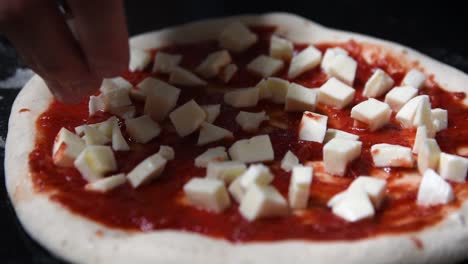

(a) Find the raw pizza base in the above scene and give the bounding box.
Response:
[5,13,468,264]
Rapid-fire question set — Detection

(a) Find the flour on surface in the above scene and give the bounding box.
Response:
[0,68,34,89]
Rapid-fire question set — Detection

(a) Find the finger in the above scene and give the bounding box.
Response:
[67,0,129,77]
[2,0,100,103]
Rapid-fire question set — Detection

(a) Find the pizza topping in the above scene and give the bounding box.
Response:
[156,145,175,160]
[194,146,228,168]
[74,145,117,182]
[110,105,136,119]
[197,122,233,146]
[288,166,313,210]
[431,108,448,132]
[348,176,387,208]
[371,143,414,168]
[108,77,133,91]
[228,164,273,203]
[152,52,182,74]
[323,138,362,176]
[220,63,238,83]
[239,184,288,221]
[402,69,426,89]
[52,128,85,167]
[127,152,167,188]
[280,150,300,172]
[183,178,231,213]
[218,22,257,53]
[111,121,130,151]
[318,77,355,109]
[125,115,161,143]
[82,126,111,146]
[229,135,274,163]
[396,95,431,129]
[321,47,348,73]
[326,54,357,86]
[288,45,322,79]
[417,138,441,174]
[298,111,328,143]
[196,50,232,79]
[438,153,468,183]
[351,98,391,131]
[201,104,221,123]
[101,86,132,112]
[269,35,293,60]
[235,111,268,132]
[169,100,206,137]
[129,47,151,72]
[224,87,259,108]
[412,126,430,154]
[88,95,105,116]
[265,77,290,104]
[362,69,394,98]
[85,173,126,193]
[416,169,454,206]
[247,55,284,78]
[256,79,272,100]
[412,94,434,134]
[324,128,359,143]
[206,161,247,183]
[384,86,418,111]
[285,83,317,112]
[169,66,207,86]
[143,80,181,122]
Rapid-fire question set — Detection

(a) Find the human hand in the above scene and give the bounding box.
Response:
[0,0,129,103]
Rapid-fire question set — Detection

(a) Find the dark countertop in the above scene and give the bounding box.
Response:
[0,1,467,263]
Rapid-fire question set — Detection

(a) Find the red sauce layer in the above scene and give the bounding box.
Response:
[29,26,468,242]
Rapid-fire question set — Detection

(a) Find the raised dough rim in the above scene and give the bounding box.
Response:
[5,12,468,264]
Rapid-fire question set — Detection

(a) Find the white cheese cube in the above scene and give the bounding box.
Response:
[324,129,359,143]
[235,111,268,132]
[111,122,130,151]
[413,126,430,154]
[331,188,375,222]
[321,47,348,73]
[52,128,86,167]
[438,153,468,183]
[221,63,238,83]
[88,95,105,116]
[101,87,132,111]
[371,143,414,168]
[169,66,207,86]
[195,147,228,168]
[269,35,293,60]
[298,112,328,143]
[197,122,233,146]
[402,69,426,89]
[129,47,151,72]
[247,55,284,78]
[99,79,118,94]
[218,22,257,53]
[224,87,259,108]
[76,117,116,138]
[136,77,162,96]
[85,173,126,192]
[396,95,428,128]
[323,138,362,176]
[318,77,355,109]
[82,126,111,146]
[109,77,133,91]
[229,135,274,163]
[348,176,387,208]
[417,169,454,206]
[239,164,274,190]
[288,46,322,79]
[266,77,290,103]
[285,83,317,112]
[144,80,181,121]
[110,105,136,119]
[256,79,272,100]
[327,54,357,85]
[206,161,247,183]
[152,52,182,74]
[201,104,221,123]
[156,145,175,160]
[351,98,392,131]
[74,145,117,182]
[431,108,448,132]
[362,69,394,98]
[196,50,232,78]
[228,177,244,203]
[239,184,289,221]
[280,150,300,172]
[417,138,441,174]
[183,178,231,213]
[169,100,206,137]
[125,115,161,143]
[384,86,418,111]
[412,95,433,133]
[127,153,167,188]
[288,166,313,210]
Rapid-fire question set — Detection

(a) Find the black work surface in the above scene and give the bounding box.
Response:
[0,1,467,263]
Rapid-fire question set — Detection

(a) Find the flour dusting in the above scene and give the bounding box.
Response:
[0,68,34,89]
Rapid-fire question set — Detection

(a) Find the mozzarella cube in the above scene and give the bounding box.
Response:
[125,115,161,143]
[318,77,355,109]
[280,150,300,172]
[111,122,130,151]
[206,161,247,183]
[331,188,375,222]
[136,77,161,96]
[348,176,387,208]
[85,173,126,192]
[224,87,259,108]
[417,138,441,174]
[101,88,132,111]
[396,95,429,128]
[52,128,86,167]
[402,69,426,89]
[351,98,391,131]
[256,79,272,100]
[362,69,394,98]
[371,143,414,168]
[298,112,328,143]
[169,100,206,137]
[412,95,433,133]
[89,95,105,116]
[288,166,313,210]
[99,79,118,94]
[384,86,418,111]
[196,50,232,78]
[129,47,151,71]
[169,66,207,86]
[201,104,221,123]
[413,126,431,154]
[266,77,290,103]
[247,55,284,78]
[323,138,362,176]
[285,83,317,112]
[324,129,359,143]
[109,77,133,91]
[288,46,322,79]
[235,111,268,132]
[152,52,182,74]
[431,108,448,132]
[327,54,357,85]
[438,153,468,183]
[218,22,257,53]
[76,117,115,138]
[229,135,274,163]
[321,47,348,73]
[195,147,228,168]
[239,184,288,221]
[156,145,175,160]
[144,80,181,122]
[221,63,238,83]
[228,177,244,203]
[82,126,111,146]
[197,122,233,146]
[127,153,167,188]
[110,105,136,119]
[417,169,454,206]
[74,146,117,182]
[239,164,274,190]
[269,35,293,60]
[183,178,231,213]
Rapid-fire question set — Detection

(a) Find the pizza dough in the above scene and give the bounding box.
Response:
[5,13,468,264]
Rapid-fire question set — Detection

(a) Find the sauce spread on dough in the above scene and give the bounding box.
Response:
[29,26,468,242]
